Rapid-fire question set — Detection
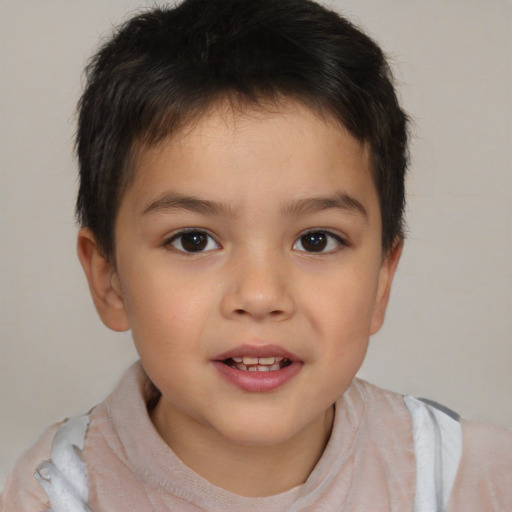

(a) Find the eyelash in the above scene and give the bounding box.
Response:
[165,229,347,254]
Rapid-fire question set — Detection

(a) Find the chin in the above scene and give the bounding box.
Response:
[223,427,297,448]
[210,410,312,448]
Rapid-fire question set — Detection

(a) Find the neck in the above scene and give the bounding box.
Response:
[151,400,334,497]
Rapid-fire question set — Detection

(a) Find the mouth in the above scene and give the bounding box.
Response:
[213,345,302,392]
[221,356,293,372]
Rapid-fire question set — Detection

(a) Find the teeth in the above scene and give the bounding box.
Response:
[227,356,291,372]
[239,356,283,365]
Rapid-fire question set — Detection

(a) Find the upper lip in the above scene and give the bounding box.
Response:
[213,344,300,362]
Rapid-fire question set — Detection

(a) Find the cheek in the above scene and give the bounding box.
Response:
[120,270,216,355]
[307,268,380,341]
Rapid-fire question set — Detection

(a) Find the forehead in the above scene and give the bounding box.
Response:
[124,100,378,219]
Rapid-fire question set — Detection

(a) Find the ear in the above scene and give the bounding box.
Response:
[369,239,403,335]
[76,228,130,332]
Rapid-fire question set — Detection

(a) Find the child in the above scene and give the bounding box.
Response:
[2,0,511,510]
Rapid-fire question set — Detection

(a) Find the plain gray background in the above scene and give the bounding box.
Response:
[1,0,511,489]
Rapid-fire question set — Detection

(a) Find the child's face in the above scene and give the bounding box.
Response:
[87,100,400,448]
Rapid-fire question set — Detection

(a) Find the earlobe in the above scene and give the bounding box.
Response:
[369,239,403,335]
[76,228,130,332]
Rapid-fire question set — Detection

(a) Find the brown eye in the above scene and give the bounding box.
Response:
[169,231,219,253]
[293,231,344,253]
[300,232,327,252]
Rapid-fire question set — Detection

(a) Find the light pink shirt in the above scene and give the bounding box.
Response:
[2,362,511,511]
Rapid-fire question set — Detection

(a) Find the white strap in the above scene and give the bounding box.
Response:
[404,396,462,512]
[35,415,92,512]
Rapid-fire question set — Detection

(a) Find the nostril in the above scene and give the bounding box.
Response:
[233,308,283,317]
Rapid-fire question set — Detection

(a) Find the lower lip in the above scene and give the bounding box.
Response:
[212,361,302,392]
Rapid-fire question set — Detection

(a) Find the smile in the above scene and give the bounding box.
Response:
[223,356,293,372]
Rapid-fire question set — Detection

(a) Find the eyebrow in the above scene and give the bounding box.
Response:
[142,191,368,220]
[142,192,236,217]
[281,193,368,220]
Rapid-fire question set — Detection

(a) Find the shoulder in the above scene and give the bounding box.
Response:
[448,419,512,510]
[342,379,415,449]
[344,378,415,454]
[353,380,512,509]
[0,363,145,511]
[350,377,411,417]
[461,418,512,462]
[0,422,59,511]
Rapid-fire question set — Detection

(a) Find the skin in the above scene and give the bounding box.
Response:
[78,100,402,497]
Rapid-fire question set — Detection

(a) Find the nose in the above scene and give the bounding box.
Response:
[220,249,295,322]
